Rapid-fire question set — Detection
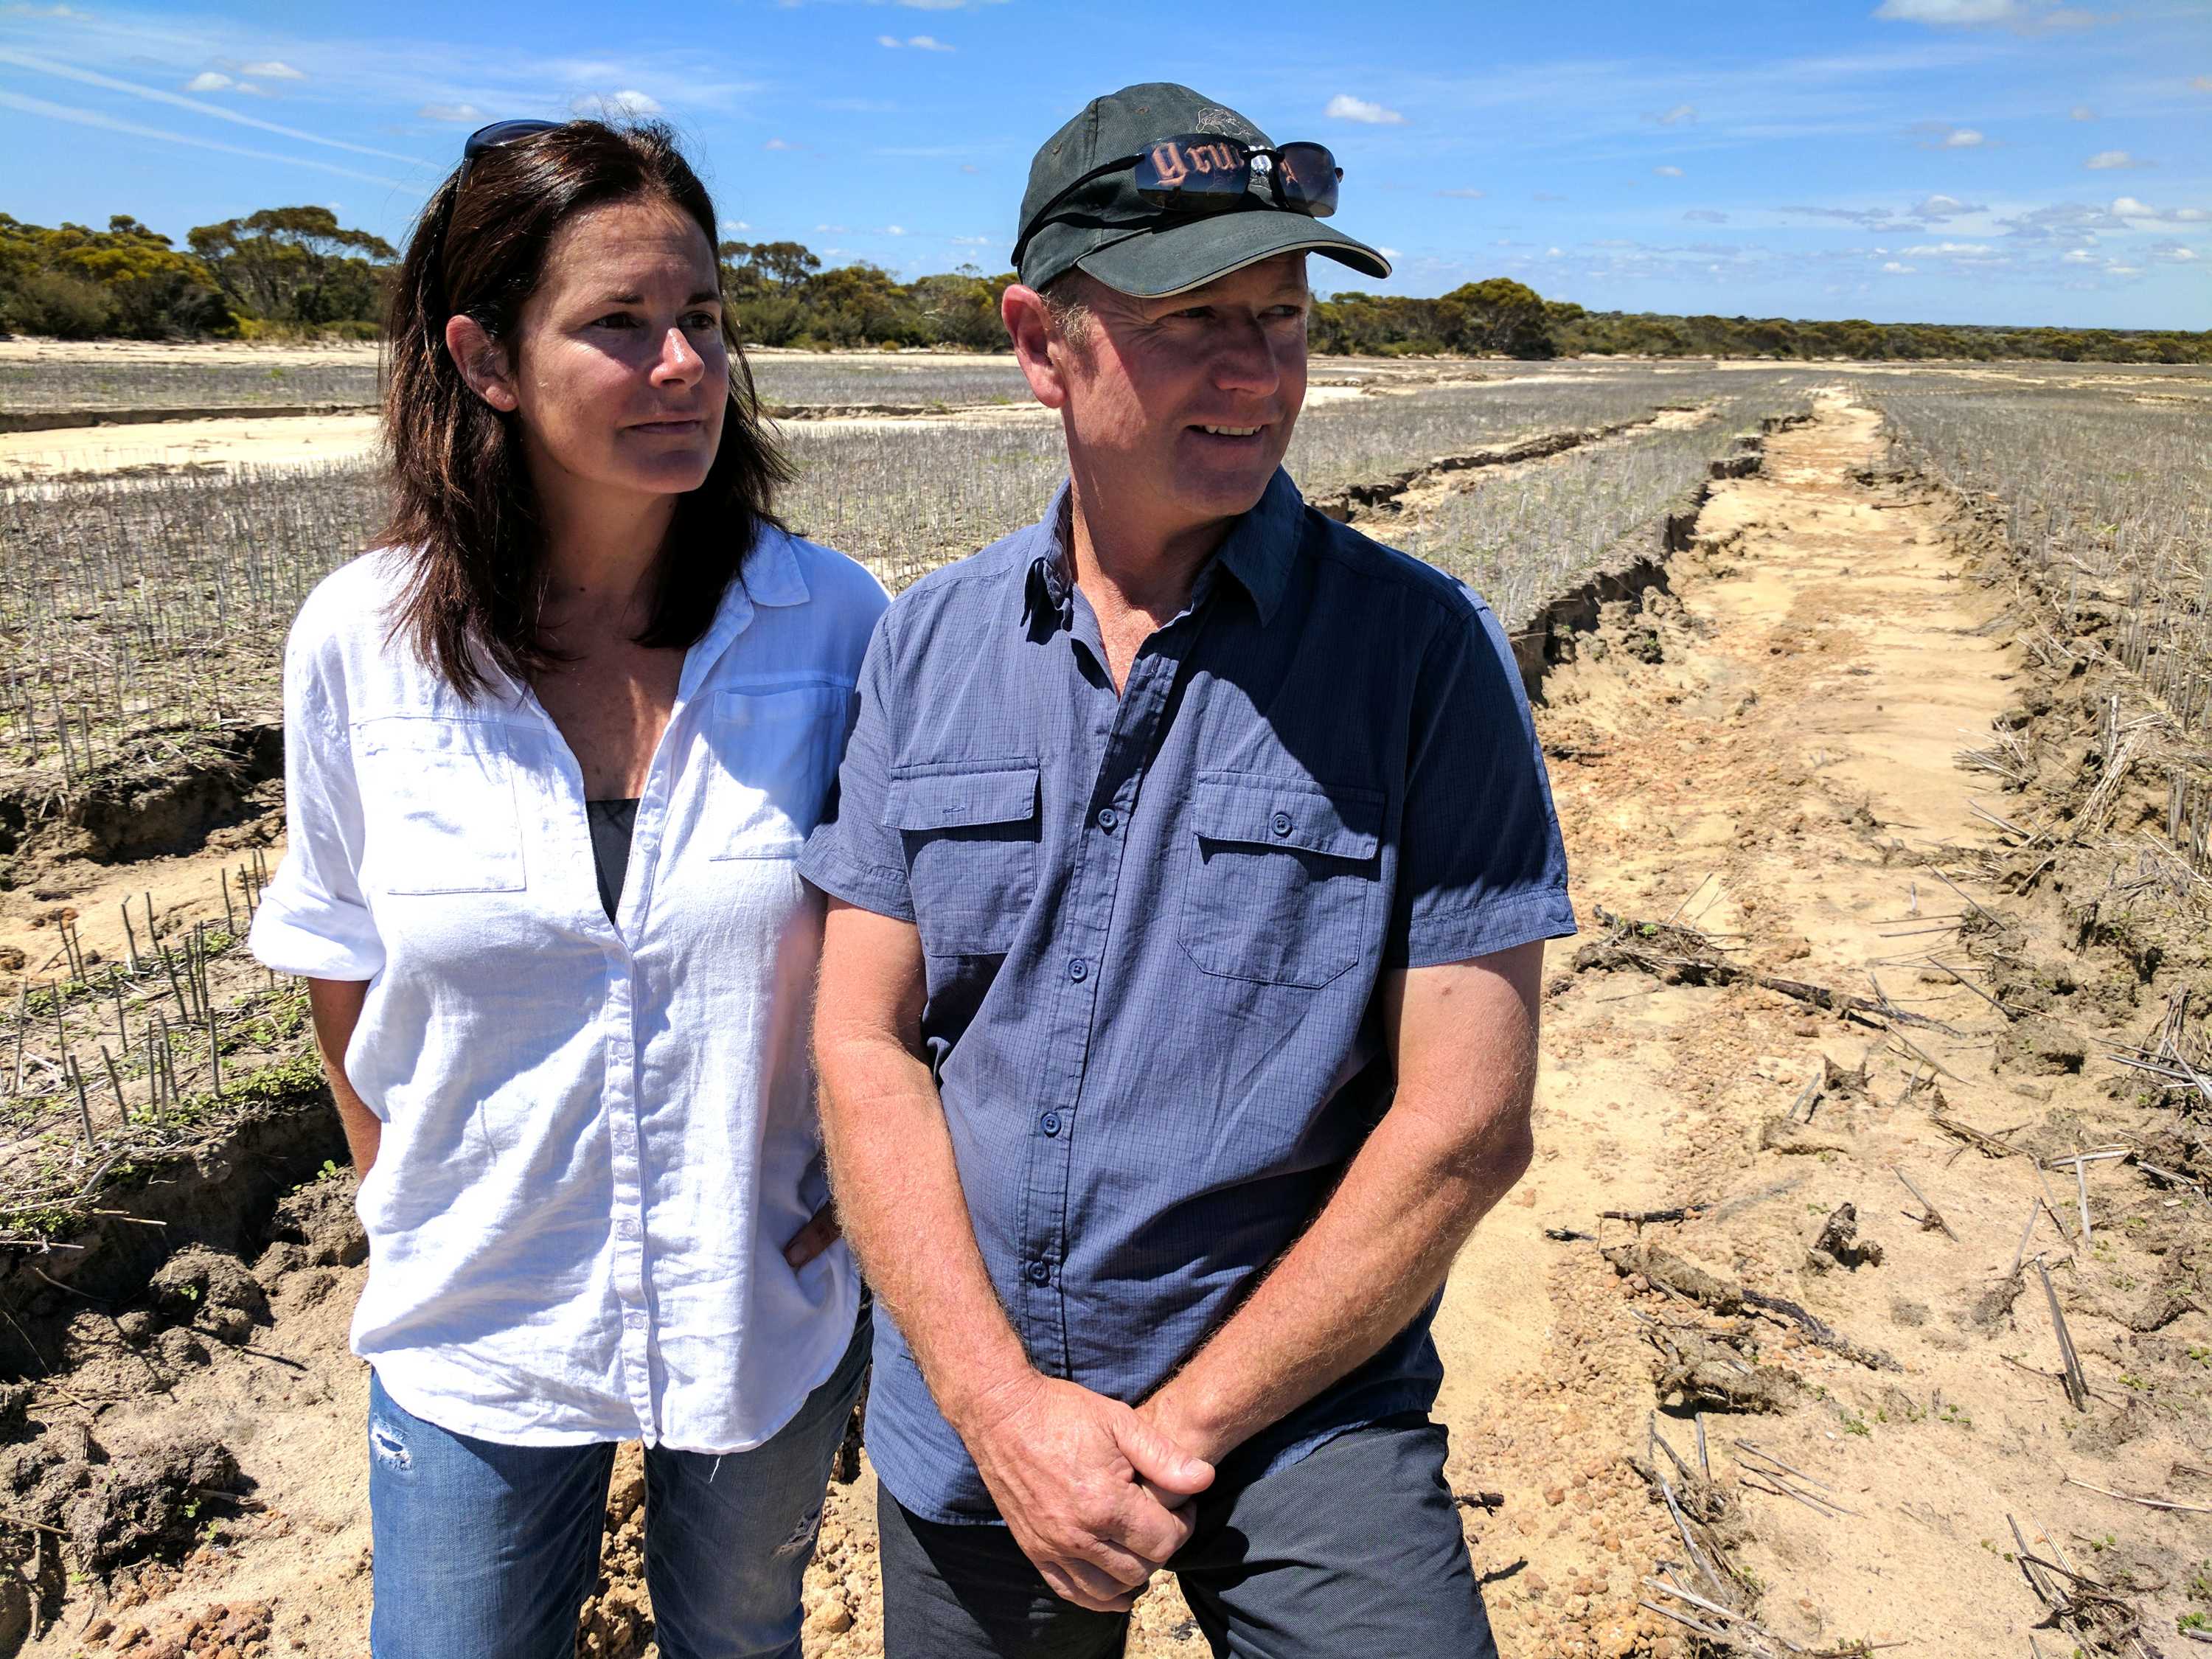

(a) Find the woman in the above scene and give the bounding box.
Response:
[248,119,885,1658]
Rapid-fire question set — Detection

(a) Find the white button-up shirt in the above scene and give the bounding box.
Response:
[250,531,887,1451]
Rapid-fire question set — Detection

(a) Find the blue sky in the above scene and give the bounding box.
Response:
[1,0,2205,330]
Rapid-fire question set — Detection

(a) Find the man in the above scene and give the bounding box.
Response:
[801,82,1574,1658]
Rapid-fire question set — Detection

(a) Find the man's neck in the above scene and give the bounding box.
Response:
[1065,490,1230,629]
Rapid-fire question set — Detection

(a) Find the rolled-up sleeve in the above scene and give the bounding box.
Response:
[799,608,912,920]
[249,621,386,981]
[1386,593,1577,969]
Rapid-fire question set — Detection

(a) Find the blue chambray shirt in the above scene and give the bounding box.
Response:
[800,467,1575,1524]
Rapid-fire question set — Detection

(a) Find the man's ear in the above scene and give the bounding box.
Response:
[1001,284,1069,413]
[444,313,518,412]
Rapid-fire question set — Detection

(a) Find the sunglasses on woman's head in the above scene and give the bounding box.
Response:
[1012,135,1343,268]
[458,119,561,188]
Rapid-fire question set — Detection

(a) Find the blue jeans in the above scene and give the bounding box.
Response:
[366,1315,869,1659]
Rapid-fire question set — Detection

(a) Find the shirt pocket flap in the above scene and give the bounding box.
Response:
[883,765,1040,833]
[1192,774,1382,861]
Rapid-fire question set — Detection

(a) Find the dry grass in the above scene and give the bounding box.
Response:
[1867,375,2212,869]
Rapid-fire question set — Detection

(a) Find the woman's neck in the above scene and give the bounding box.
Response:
[532,463,678,638]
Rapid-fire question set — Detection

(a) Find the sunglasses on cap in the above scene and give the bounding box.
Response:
[457,118,561,187]
[1012,134,1343,269]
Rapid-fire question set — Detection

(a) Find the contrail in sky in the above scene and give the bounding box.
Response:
[0,88,419,189]
[0,46,425,165]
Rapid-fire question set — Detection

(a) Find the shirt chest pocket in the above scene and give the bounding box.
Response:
[883,763,1040,958]
[704,684,851,860]
[352,718,526,897]
[1179,773,1385,989]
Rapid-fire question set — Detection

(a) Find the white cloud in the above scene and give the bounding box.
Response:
[1944,127,1985,147]
[765,138,799,150]
[2177,208,2211,222]
[1653,164,1683,177]
[877,34,901,45]
[1881,260,1916,272]
[1325,94,1404,125]
[2152,243,2199,262]
[1645,103,1697,125]
[2084,149,2144,169]
[241,60,305,80]
[907,34,953,49]
[1874,0,2095,24]
[1435,187,1486,199]
[2063,247,2098,262]
[948,234,995,246]
[883,224,906,235]
[1543,246,1562,257]
[0,4,89,14]
[1684,209,1729,223]
[2112,195,2157,217]
[2105,263,2143,276]
[2070,105,2096,120]
[419,102,485,122]
[603,88,661,116]
[1876,0,2017,20]
[1902,240,1995,254]
[2193,75,2212,92]
[184,70,232,92]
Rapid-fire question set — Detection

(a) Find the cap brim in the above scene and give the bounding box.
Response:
[1076,209,1391,299]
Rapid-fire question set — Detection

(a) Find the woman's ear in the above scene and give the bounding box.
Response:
[444,313,518,412]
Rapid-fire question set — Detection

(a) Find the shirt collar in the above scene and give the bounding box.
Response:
[680,524,810,700]
[1020,468,1302,636]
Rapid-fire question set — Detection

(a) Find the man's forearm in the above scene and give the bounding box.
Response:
[815,1029,1034,1433]
[1143,1081,1533,1462]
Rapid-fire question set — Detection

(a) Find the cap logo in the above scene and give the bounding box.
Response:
[1193,105,1256,139]
[1147,137,1241,189]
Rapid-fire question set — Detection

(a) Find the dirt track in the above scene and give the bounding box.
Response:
[9,397,2208,1656]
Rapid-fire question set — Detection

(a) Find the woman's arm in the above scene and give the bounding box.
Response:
[306,976,380,1175]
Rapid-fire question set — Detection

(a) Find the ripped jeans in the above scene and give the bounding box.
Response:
[365,1314,869,1659]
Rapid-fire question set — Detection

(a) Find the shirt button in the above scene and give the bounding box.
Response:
[1096,807,1119,832]
[1040,1111,1062,1137]
[1068,957,1088,982]
[1271,810,1294,837]
[1025,1259,1052,1286]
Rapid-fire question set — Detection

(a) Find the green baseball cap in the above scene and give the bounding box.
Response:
[1014,82,1391,299]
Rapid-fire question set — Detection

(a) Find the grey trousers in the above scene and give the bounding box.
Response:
[877,1416,1498,1659]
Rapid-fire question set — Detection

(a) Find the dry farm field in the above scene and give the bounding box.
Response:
[0,347,2207,1658]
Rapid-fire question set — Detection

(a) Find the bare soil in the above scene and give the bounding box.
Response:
[1,394,2204,1658]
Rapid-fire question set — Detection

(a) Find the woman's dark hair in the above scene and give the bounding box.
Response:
[383,119,789,696]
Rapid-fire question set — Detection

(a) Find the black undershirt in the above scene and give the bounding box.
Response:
[585,799,640,924]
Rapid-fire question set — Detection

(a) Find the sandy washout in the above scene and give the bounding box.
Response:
[0,385,1385,481]
[0,415,386,480]
[0,395,2205,1657]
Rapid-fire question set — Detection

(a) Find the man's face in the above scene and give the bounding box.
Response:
[1054,253,1310,540]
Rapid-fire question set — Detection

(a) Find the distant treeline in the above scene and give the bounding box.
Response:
[4,210,2205,364]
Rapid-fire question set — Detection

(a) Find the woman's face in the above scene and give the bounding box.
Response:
[501,196,728,506]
